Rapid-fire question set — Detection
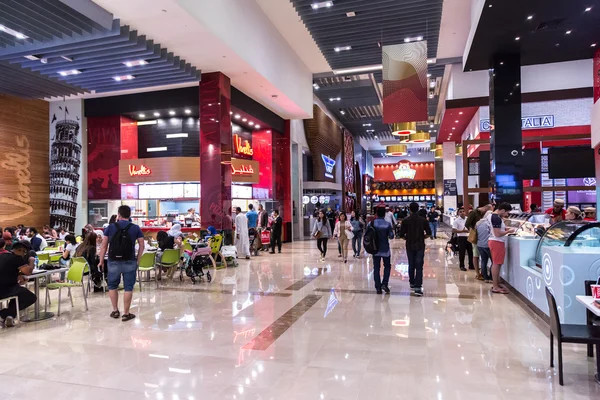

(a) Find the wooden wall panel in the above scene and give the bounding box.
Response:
[0,94,49,228]
[303,104,342,182]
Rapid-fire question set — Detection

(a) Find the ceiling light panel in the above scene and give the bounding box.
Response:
[334,46,352,52]
[0,25,28,40]
[58,69,81,76]
[123,60,148,67]
[113,75,135,81]
[311,1,333,9]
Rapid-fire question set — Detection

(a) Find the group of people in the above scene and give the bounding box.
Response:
[539,199,596,223]
[234,204,283,258]
[312,210,366,262]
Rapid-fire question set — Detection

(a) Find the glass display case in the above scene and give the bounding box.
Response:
[504,212,551,237]
[534,221,600,266]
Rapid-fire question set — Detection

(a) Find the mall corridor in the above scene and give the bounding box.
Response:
[1,236,599,400]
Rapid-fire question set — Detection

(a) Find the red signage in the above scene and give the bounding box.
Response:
[129,164,152,177]
[234,134,253,156]
[231,164,254,175]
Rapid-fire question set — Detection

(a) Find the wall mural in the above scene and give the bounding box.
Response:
[343,130,355,212]
[49,100,82,232]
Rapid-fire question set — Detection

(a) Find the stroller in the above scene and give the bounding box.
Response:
[184,242,213,284]
[249,228,261,256]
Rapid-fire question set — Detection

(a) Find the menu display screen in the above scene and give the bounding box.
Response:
[138,183,200,199]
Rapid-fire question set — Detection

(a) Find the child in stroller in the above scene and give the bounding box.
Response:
[184,241,213,284]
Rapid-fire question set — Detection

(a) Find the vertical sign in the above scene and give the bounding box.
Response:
[594,49,600,103]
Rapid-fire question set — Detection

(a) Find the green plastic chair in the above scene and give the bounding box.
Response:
[138,252,158,291]
[44,257,89,316]
[36,253,50,264]
[55,240,65,248]
[158,249,180,282]
[182,242,193,252]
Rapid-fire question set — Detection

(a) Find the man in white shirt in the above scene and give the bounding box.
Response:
[384,208,397,230]
[452,208,474,271]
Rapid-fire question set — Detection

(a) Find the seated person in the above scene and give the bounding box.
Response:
[26,227,47,251]
[56,227,68,240]
[0,241,36,328]
[42,225,58,240]
[74,233,102,290]
[2,232,13,251]
[59,235,79,266]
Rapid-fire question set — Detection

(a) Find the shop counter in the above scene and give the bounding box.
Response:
[501,221,600,325]
[141,226,203,239]
[442,214,455,227]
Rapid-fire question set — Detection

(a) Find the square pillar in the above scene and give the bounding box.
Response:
[200,72,232,230]
[489,54,523,206]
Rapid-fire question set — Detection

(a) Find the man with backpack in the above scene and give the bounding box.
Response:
[98,205,144,322]
[399,202,431,296]
[364,206,394,294]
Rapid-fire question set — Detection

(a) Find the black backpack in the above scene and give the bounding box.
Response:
[108,223,134,261]
[363,222,379,255]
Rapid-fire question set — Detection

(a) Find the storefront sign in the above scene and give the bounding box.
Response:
[480,115,555,132]
[310,196,319,204]
[119,157,200,184]
[392,164,417,180]
[0,135,33,222]
[321,154,336,179]
[128,164,152,177]
[231,164,254,175]
[233,134,253,156]
[302,195,310,205]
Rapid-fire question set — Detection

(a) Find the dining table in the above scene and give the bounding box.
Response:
[576,295,600,384]
[23,267,69,322]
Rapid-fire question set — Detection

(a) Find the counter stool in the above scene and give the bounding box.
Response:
[0,295,20,325]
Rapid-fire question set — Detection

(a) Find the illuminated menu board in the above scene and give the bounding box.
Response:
[138,183,200,199]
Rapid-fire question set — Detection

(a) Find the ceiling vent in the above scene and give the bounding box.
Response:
[535,18,567,32]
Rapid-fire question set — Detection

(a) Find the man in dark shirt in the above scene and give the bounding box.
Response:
[269,210,283,254]
[373,206,395,294]
[427,206,439,239]
[0,241,36,327]
[400,202,432,296]
[99,205,144,322]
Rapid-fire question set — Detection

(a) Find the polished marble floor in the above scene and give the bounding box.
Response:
[2,233,600,400]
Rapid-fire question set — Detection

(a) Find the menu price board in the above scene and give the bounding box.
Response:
[443,179,458,196]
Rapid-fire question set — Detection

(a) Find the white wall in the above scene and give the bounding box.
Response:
[447,63,489,100]
[521,60,593,93]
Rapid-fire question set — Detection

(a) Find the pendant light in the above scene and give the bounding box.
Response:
[385,144,408,156]
[391,122,416,138]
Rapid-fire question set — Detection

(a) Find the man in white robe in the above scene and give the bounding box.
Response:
[234,207,251,259]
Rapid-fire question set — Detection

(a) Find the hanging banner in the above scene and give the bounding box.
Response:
[382,41,428,123]
[594,49,600,103]
[49,99,83,233]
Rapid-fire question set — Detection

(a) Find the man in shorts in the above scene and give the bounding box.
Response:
[487,202,516,294]
[99,205,144,321]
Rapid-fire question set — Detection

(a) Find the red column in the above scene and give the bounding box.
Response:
[120,116,138,160]
[200,72,233,230]
[87,116,121,200]
[252,129,273,199]
[273,121,291,240]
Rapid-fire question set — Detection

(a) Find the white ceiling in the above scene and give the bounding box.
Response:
[436,0,472,59]
[91,0,313,119]
[255,0,331,74]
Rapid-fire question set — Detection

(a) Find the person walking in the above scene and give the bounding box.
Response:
[333,213,353,263]
[270,210,283,254]
[98,205,144,322]
[427,206,439,239]
[312,210,332,261]
[372,206,394,294]
[234,207,251,259]
[400,202,431,296]
[246,204,258,229]
[350,211,364,258]
[452,208,474,271]
[487,203,516,294]
[466,204,493,279]
[475,210,493,283]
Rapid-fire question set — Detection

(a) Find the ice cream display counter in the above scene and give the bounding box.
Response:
[501,220,600,324]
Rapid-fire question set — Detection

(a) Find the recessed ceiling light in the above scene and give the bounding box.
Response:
[334,46,352,52]
[329,97,341,102]
[404,36,423,43]
[459,112,463,114]
[123,60,148,67]
[340,110,346,115]
[58,69,82,76]
[566,30,572,34]
[185,109,191,114]
[311,1,333,9]
[346,11,356,17]
[585,7,592,12]
[427,58,436,64]
[313,83,320,90]
[113,75,134,81]
[515,37,520,41]
[249,121,255,126]
[455,120,459,123]
[363,123,372,127]
[592,43,597,47]
[488,4,492,7]
[427,73,431,78]
[153,112,160,117]
[527,15,533,20]
[500,61,504,65]
[139,114,145,118]
[0,25,29,40]
[430,124,434,128]
[169,111,175,116]
[234,114,241,119]
[242,118,247,122]
[255,125,261,129]
[452,127,456,130]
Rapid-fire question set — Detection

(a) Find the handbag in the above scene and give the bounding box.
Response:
[467,228,478,244]
[313,221,323,239]
[345,223,354,240]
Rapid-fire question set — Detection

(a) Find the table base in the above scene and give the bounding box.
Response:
[22,311,55,322]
